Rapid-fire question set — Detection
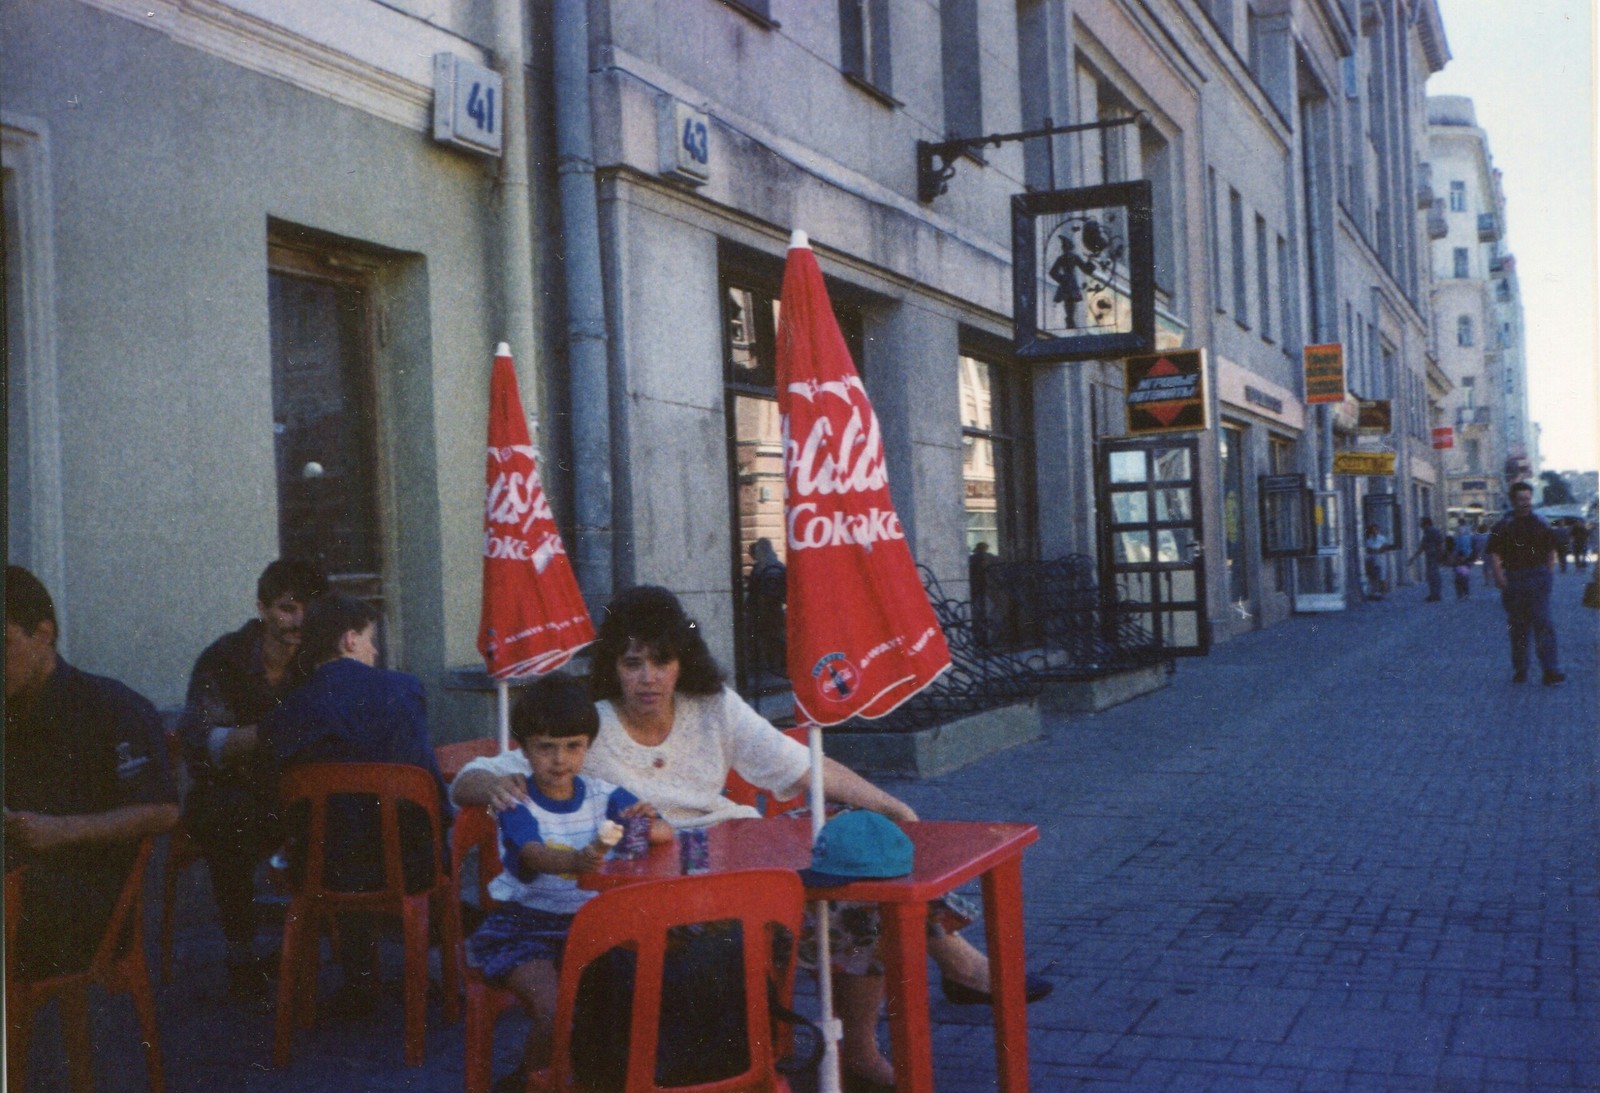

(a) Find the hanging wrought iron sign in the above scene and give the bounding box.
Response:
[1012,180,1155,363]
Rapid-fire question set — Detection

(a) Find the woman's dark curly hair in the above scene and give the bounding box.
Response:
[589,585,726,701]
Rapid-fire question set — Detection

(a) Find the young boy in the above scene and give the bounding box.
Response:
[466,673,672,1088]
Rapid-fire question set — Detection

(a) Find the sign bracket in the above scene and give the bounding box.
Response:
[917,113,1148,203]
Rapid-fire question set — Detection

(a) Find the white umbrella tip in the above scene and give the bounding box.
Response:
[788,229,810,250]
[495,341,511,357]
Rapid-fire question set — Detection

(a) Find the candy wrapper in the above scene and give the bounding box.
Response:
[678,827,710,875]
[613,816,652,861]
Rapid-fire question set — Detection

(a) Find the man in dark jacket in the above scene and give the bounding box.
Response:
[5,566,179,981]
[179,559,326,998]
[1486,482,1564,685]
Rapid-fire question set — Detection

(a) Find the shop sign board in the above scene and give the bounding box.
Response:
[1357,399,1391,435]
[1123,349,1208,435]
[1432,426,1454,449]
[1303,343,1346,403]
[1332,449,1397,476]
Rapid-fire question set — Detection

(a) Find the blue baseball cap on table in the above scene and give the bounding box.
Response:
[797,810,913,887]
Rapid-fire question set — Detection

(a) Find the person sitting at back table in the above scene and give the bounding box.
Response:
[242,594,450,1013]
[178,558,327,1000]
[4,565,179,982]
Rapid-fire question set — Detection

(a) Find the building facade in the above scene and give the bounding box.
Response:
[6,0,1469,737]
[1426,94,1532,526]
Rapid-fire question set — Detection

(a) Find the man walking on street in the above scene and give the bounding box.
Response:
[1410,516,1446,602]
[1487,482,1565,685]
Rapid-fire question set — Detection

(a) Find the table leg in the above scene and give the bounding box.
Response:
[878,901,934,1093]
[981,858,1030,1093]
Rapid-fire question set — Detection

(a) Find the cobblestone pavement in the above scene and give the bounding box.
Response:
[13,570,1598,1091]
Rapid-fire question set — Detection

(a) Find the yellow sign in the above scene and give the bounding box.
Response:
[1332,450,1396,476]
[1303,343,1346,404]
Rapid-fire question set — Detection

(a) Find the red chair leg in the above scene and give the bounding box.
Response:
[7,990,34,1093]
[401,897,429,1066]
[463,978,497,1093]
[60,983,95,1093]
[437,890,462,1025]
[125,946,167,1093]
[274,903,312,1067]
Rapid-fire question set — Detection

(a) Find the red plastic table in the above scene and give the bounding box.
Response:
[583,816,1038,1092]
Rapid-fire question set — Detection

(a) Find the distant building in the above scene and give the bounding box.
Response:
[1426,95,1533,521]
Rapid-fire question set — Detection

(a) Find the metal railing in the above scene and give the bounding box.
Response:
[839,556,1164,732]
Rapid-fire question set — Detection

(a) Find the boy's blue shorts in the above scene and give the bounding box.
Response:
[466,905,576,981]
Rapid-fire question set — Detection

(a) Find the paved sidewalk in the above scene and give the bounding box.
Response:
[12,571,1598,1091]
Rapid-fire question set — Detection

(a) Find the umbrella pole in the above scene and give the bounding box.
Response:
[808,724,844,1093]
[496,679,511,752]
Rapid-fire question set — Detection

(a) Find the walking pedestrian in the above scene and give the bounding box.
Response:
[1486,482,1565,685]
[1409,516,1446,602]
[1363,523,1392,600]
[1449,521,1475,599]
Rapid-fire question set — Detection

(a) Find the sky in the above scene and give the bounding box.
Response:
[1426,0,1598,473]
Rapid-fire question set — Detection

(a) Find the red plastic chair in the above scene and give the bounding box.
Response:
[6,838,166,1093]
[529,868,806,1092]
[272,763,461,1068]
[456,804,523,1093]
[723,726,810,817]
[436,737,503,783]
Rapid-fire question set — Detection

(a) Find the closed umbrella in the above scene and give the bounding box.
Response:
[478,342,596,748]
[776,232,952,1092]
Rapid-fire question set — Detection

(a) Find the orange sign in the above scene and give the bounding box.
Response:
[1303,343,1346,404]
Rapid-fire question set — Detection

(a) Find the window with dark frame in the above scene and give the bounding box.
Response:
[1453,246,1469,279]
[1448,180,1465,212]
[1457,315,1473,347]
[940,0,981,140]
[723,268,863,698]
[840,0,892,99]
[1229,188,1249,326]
[1255,214,1272,342]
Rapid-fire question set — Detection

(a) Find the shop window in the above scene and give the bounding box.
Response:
[961,350,1035,647]
[723,268,862,697]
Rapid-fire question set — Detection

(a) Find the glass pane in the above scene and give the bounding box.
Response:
[732,393,787,690]
[1164,569,1196,601]
[1114,531,1151,564]
[1152,446,1191,481]
[1162,610,1199,646]
[1111,490,1149,525]
[1154,487,1192,521]
[725,285,775,388]
[269,271,381,579]
[1110,450,1147,483]
[1116,573,1151,603]
[1159,527,1199,563]
[959,355,995,431]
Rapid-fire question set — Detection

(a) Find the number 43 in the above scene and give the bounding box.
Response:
[681,118,708,165]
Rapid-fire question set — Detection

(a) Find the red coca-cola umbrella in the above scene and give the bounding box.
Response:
[778,232,950,731]
[776,232,950,1093]
[478,342,596,747]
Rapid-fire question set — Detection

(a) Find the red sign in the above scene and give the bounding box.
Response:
[477,344,595,678]
[1124,349,1207,434]
[776,234,950,725]
[1432,426,1455,450]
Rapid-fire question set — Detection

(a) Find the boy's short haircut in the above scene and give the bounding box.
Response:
[299,593,381,667]
[511,672,600,745]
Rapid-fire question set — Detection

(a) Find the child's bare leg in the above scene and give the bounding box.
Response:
[929,930,991,991]
[504,958,561,1071]
[835,972,894,1084]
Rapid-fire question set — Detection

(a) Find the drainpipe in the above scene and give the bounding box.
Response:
[552,0,614,604]
[492,0,538,425]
